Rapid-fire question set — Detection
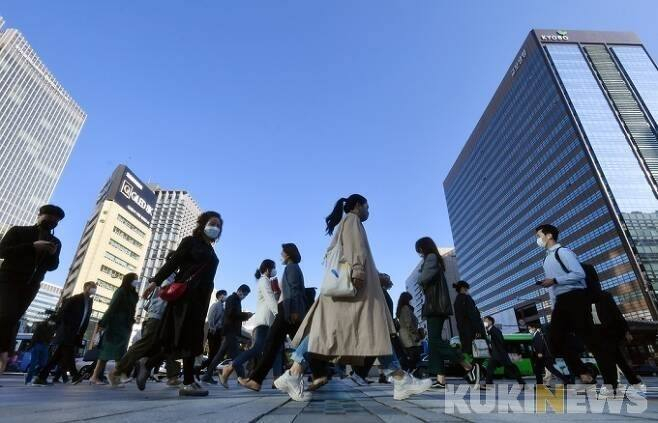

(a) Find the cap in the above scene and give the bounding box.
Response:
[453,280,470,291]
[39,204,65,220]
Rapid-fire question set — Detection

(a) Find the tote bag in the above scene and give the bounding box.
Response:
[319,236,356,298]
[472,338,490,359]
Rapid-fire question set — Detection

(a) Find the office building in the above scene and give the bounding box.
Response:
[60,165,155,341]
[444,29,658,326]
[20,282,62,332]
[0,17,86,239]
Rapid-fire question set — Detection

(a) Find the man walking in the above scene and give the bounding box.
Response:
[482,316,525,388]
[527,322,570,386]
[0,205,64,374]
[204,290,226,370]
[32,282,96,385]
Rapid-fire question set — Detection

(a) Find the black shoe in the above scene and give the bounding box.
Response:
[136,359,150,391]
[432,381,446,389]
[179,382,209,397]
[31,377,50,386]
[71,374,84,385]
[201,374,218,385]
[465,363,481,387]
[378,374,390,384]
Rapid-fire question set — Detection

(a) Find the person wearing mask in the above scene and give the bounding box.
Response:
[88,273,139,384]
[452,281,485,356]
[0,204,64,374]
[535,224,598,386]
[217,260,278,386]
[416,237,480,389]
[396,292,424,374]
[527,322,570,387]
[201,284,252,384]
[262,195,432,401]
[482,316,525,388]
[32,282,96,385]
[140,211,222,397]
[205,290,227,370]
[24,318,57,385]
[594,291,645,398]
[237,244,309,391]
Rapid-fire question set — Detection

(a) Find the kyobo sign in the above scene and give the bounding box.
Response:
[511,49,527,77]
[540,30,569,42]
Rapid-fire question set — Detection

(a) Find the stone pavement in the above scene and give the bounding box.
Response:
[3,374,658,422]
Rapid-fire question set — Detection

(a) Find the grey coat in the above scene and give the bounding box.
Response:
[280,263,307,323]
[418,253,453,318]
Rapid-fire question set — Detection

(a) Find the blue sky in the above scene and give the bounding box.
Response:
[3,1,657,312]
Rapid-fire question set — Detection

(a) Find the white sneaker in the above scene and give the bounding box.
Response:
[393,373,433,400]
[598,386,621,400]
[274,371,310,402]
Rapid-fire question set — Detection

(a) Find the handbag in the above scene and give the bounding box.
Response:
[319,236,356,298]
[159,262,209,302]
[472,338,490,359]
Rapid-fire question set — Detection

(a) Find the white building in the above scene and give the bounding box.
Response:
[0,17,86,239]
[20,282,62,331]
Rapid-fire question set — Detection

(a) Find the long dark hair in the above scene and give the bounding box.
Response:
[325,194,367,235]
[396,292,414,319]
[121,272,138,292]
[255,259,276,279]
[415,237,445,269]
[193,211,223,239]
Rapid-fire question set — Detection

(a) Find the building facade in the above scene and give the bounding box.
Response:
[405,248,460,339]
[0,17,86,239]
[20,282,62,332]
[60,165,155,341]
[444,29,658,326]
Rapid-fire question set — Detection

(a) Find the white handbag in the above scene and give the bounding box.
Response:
[320,236,356,298]
[472,339,491,359]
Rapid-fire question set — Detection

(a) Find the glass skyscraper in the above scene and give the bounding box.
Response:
[0,18,86,238]
[444,30,658,326]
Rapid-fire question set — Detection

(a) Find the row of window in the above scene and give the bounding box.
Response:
[104,251,136,271]
[117,214,147,238]
[112,226,143,248]
[109,238,139,259]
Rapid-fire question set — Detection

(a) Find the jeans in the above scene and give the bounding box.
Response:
[25,342,49,383]
[232,325,269,377]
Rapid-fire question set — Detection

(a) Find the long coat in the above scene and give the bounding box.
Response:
[53,293,93,347]
[280,263,308,323]
[454,293,485,355]
[98,286,138,361]
[292,213,396,361]
[152,235,219,358]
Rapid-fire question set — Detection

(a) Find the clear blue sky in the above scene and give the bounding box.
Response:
[3,1,657,312]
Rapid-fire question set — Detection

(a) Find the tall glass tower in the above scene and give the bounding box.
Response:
[0,18,86,238]
[444,30,658,326]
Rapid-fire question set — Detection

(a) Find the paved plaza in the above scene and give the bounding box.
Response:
[3,374,658,422]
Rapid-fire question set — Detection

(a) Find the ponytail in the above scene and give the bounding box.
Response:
[255,259,275,279]
[325,194,368,235]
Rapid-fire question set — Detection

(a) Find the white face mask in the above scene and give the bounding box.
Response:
[88,288,97,298]
[536,237,546,249]
[270,269,277,278]
[132,280,141,289]
[204,225,221,240]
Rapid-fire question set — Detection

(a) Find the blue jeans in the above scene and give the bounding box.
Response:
[26,342,49,383]
[232,325,269,377]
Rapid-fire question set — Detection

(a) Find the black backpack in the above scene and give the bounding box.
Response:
[554,247,602,303]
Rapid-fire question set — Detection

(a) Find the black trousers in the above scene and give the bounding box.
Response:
[204,328,223,368]
[250,310,301,384]
[533,356,570,384]
[594,332,641,389]
[485,358,524,384]
[550,290,599,378]
[206,331,241,372]
[38,344,79,380]
[0,282,40,352]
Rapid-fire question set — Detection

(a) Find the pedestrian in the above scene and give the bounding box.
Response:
[593,291,645,398]
[0,204,64,374]
[236,243,308,391]
[535,224,598,385]
[482,316,525,388]
[416,237,480,389]
[86,273,138,384]
[32,282,96,385]
[264,195,433,401]
[396,292,424,374]
[527,321,569,386]
[201,284,253,384]
[24,318,56,385]
[218,260,278,386]
[204,290,227,370]
[452,281,485,356]
[140,211,223,397]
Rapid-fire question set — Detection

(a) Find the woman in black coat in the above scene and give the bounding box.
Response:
[452,281,485,355]
[142,211,222,397]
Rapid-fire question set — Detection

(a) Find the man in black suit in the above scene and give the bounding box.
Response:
[483,316,525,388]
[202,284,252,384]
[528,322,570,386]
[32,282,96,385]
[0,204,64,374]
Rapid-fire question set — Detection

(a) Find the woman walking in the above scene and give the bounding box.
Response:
[217,260,278,386]
[416,237,480,389]
[396,292,423,373]
[141,211,222,397]
[252,195,432,401]
[234,243,307,390]
[89,273,139,385]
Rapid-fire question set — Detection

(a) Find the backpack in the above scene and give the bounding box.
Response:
[554,247,602,303]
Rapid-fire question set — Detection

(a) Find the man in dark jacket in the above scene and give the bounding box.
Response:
[202,284,252,383]
[0,204,64,373]
[528,322,570,386]
[483,316,525,387]
[452,281,485,355]
[32,282,96,385]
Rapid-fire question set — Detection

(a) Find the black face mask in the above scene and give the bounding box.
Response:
[39,220,58,231]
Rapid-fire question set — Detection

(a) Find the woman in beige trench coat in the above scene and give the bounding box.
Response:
[242,194,432,401]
